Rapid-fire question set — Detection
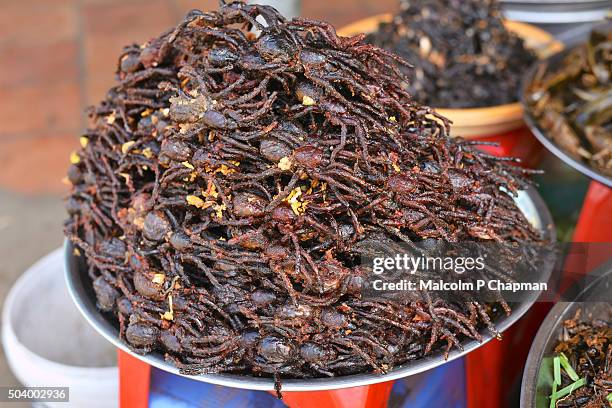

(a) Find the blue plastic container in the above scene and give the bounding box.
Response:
[149,358,466,408]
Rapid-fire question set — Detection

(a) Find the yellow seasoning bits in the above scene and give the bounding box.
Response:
[70,151,80,164]
[160,295,174,321]
[217,165,233,175]
[186,195,205,208]
[152,273,165,284]
[187,195,215,210]
[121,141,136,154]
[202,180,218,199]
[119,173,131,184]
[278,156,293,171]
[106,111,116,124]
[213,203,226,219]
[142,147,154,159]
[302,95,316,106]
[286,187,309,215]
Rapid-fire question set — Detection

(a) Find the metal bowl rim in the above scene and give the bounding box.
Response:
[520,46,612,188]
[65,188,555,391]
[520,260,612,407]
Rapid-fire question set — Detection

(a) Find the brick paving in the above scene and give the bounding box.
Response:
[0,0,398,390]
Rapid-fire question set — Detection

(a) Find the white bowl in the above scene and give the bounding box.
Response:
[2,248,118,408]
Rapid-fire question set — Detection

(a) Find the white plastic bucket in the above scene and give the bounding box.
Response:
[2,248,118,408]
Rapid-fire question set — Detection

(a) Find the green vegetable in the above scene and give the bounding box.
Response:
[549,356,562,408]
[559,353,579,382]
[551,378,586,400]
[553,356,561,385]
[549,382,558,408]
[607,392,612,402]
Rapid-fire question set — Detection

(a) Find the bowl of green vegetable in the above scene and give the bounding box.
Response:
[520,260,611,407]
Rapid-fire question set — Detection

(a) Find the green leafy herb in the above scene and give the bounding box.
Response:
[549,382,558,408]
[559,352,580,382]
[551,378,586,400]
[553,356,561,385]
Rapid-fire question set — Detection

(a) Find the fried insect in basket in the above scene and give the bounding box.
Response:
[527,28,611,177]
[366,0,536,108]
[548,309,611,407]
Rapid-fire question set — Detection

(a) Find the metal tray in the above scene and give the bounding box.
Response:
[65,188,555,392]
[520,260,612,407]
[521,47,612,188]
[501,0,611,23]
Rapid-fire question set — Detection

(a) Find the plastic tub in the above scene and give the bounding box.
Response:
[2,248,118,408]
[338,15,564,166]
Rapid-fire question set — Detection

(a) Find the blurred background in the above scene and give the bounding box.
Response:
[0,0,609,395]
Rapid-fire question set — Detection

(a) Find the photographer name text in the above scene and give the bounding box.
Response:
[372,278,547,293]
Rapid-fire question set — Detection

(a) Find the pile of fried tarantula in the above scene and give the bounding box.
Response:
[65,1,544,381]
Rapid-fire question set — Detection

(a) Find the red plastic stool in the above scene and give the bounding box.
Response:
[572,180,612,244]
[118,351,151,408]
[281,382,394,408]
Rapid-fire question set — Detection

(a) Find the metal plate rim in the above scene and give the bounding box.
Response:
[65,188,555,391]
[520,47,612,188]
[520,260,612,407]
[504,10,610,24]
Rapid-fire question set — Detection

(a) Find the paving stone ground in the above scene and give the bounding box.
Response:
[0,0,396,392]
